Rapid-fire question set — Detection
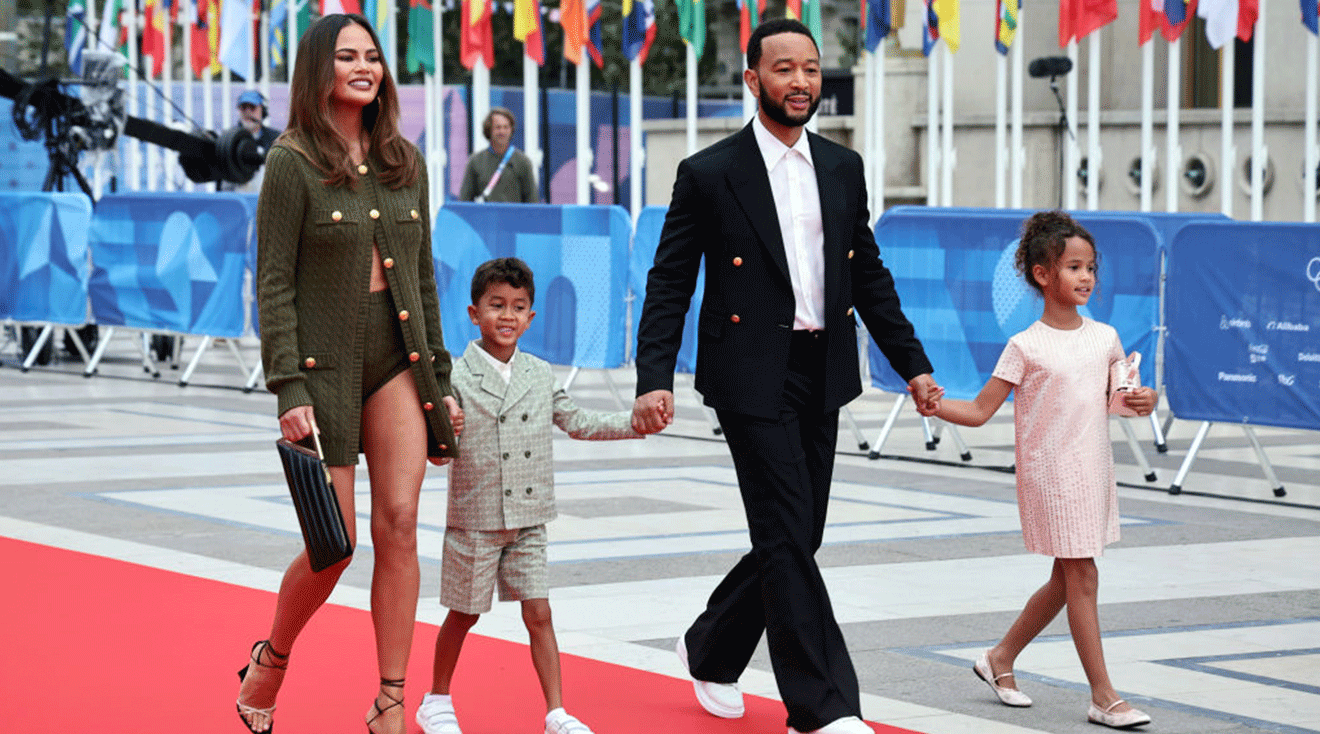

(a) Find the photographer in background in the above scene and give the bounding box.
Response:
[220,90,281,193]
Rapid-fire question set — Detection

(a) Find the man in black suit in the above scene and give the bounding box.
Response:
[631,19,941,734]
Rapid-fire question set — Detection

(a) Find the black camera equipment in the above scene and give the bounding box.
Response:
[1029,55,1077,207]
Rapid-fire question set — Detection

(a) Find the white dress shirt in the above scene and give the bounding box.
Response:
[752,115,825,331]
[473,340,515,385]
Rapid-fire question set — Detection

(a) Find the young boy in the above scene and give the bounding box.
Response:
[416,258,643,734]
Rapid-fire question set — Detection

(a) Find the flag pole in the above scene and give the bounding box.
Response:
[925,45,939,206]
[1306,28,1318,223]
[994,52,1006,208]
[1219,36,1235,216]
[472,63,490,156]
[629,56,642,223]
[524,54,541,190]
[181,5,194,191]
[1010,4,1023,208]
[1140,35,1153,212]
[1249,0,1266,221]
[261,0,271,105]
[576,51,590,203]
[1165,35,1180,213]
[742,53,754,122]
[685,43,696,156]
[1085,27,1100,210]
[162,5,174,190]
[1064,39,1078,210]
[127,0,140,190]
[939,43,953,206]
[430,0,447,216]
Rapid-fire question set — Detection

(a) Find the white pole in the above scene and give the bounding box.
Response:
[863,51,875,211]
[576,55,590,204]
[161,11,174,191]
[630,57,643,222]
[521,58,539,175]
[1086,29,1101,210]
[1306,33,1318,223]
[222,68,233,129]
[127,0,139,190]
[1166,37,1181,213]
[472,64,490,156]
[1064,40,1078,210]
[1140,38,1154,212]
[685,44,697,156]
[1220,40,1236,216]
[939,43,954,207]
[260,2,271,104]
[181,8,193,191]
[743,53,755,122]
[288,0,297,75]
[926,46,939,206]
[872,48,885,222]
[1010,6,1023,208]
[431,0,446,215]
[1250,0,1266,221]
[994,53,1006,208]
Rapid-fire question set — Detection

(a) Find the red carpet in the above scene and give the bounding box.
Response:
[1,537,926,733]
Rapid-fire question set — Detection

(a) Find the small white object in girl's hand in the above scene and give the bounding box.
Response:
[1108,352,1142,416]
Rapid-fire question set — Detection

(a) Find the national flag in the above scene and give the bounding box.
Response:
[361,0,388,30]
[270,0,288,68]
[786,0,822,46]
[1059,0,1118,47]
[675,0,706,59]
[513,0,545,65]
[219,0,255,79]
[932,0,959,52]
[1304,0,1318,34]
[561,0,585,63]
[736,0,766,54]
[1197,0,1236,48]
[97,0,124,54]
[1164,0,1189,24]
[66,0,86,75]
[407,0,436,72]
[861,0,890,53]
[190,0,222,77]
[1237,0,1257,41]
[622,0,656,63]
[586,0,604,66]
[921,0,938,56]
[321,0,363,14]
[460,0,494,69]
[995,0,1018,55]
[142,0,167,76]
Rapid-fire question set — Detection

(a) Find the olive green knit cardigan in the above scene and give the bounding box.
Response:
[256,143,457,465]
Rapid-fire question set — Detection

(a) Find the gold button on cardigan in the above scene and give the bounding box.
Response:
[256,143,457,465]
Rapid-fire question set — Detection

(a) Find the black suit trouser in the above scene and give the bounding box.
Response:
[685,330,860,731]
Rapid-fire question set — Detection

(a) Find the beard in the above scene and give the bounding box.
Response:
[758,86,821,128]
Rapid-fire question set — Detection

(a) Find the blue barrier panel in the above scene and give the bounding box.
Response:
[629,205,705,374]
[0,192,93,324]
[1165,221,1320,431]
[432,203,631,368]
[868,208,1161,399]
[89,193,252,337]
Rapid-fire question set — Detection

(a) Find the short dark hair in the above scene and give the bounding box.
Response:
[747,19,819,70]
[470,257,536,305]
[482,108,517,141]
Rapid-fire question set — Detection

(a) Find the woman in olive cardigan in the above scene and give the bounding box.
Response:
[237,14,462,734]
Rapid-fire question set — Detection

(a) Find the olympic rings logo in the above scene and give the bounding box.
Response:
[1309,257,1320,292]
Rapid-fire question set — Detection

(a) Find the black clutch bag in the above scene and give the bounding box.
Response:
[276,432,353,572]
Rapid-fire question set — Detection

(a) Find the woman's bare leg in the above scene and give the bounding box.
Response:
[988,558,1067,690]
[361,368,429,733]
[237,464,357,732]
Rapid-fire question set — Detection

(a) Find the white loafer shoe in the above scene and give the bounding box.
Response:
[1088,699,1151,729]
[415,693,462,734]
[675,635,744,718]
[973,651,1032,707]
[788,715,874,734]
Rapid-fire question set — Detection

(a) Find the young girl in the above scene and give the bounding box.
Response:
[931,211,1157,729]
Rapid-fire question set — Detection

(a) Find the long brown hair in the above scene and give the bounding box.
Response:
[279,14,418,189]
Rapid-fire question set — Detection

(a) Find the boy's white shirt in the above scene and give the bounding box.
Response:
[472,339,516,385]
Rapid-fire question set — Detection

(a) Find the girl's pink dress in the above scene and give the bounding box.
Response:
[992,318,1125,558]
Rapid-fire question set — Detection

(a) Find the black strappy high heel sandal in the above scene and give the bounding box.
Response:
[235,640,289,734]
[365,677,405,733]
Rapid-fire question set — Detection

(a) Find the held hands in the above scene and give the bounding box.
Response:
[632,389,674,434]
[429,395,465,466]
[1118,386,1158,417]
[906,374,944,417]
[279,404,317,443]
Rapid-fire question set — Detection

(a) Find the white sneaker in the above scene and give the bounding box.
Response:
[675,635,745,718]
[415,693,462,734]
[788,716,874,734]
[545,708,594,734]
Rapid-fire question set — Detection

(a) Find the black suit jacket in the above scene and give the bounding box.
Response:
[635,123,932,420]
